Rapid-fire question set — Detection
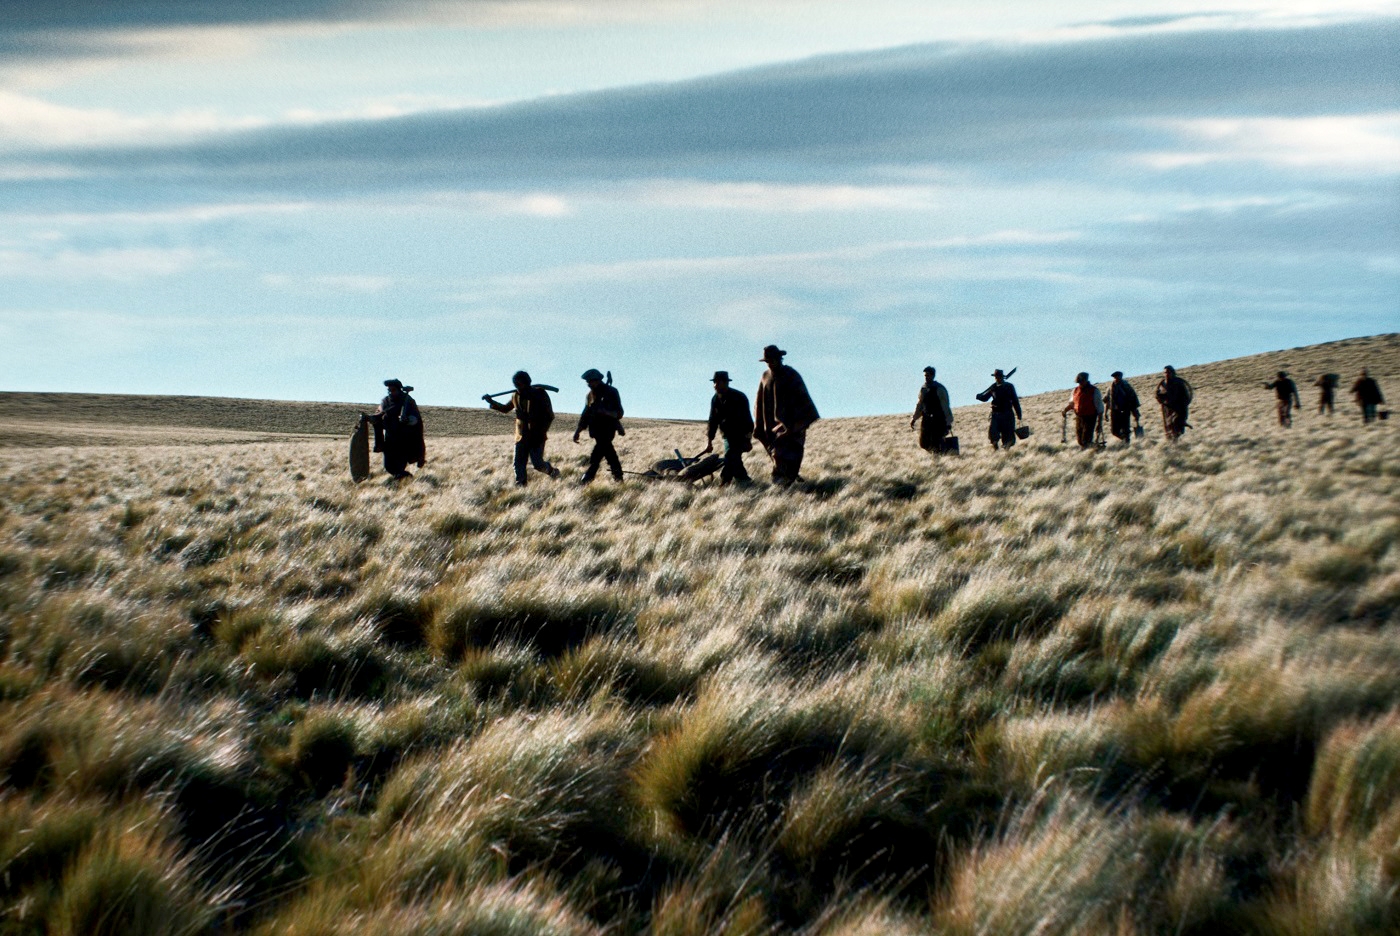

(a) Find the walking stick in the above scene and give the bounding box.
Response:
[1061,412,1068,444]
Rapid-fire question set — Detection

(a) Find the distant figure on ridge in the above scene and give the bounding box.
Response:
[1314,373,1339,415]
[1155,366,1192,441]
[976,369,1023,450]
[364,378,424,480]
[1264,371,1301,427]
[574,369,625,484]
[911,366,954,453]
[754,345,820,485]
[702,371,754,486]
[1061,372,1103,449]
[1107,371,1141,444]
[1352,369,1386,424]
[485,371,560,487]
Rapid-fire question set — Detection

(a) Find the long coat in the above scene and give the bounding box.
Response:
[754,364,819,450]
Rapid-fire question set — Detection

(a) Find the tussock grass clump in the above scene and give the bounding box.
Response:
[937,795,1147,936]
[368,709,645,897]
[50,806,215,936]
[1307,715,1400,840]
[429,590,635,660]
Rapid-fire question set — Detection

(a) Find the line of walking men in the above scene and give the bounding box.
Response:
[1264,369,1386,427]
[367,353,1387,483]
[476,344,819,488]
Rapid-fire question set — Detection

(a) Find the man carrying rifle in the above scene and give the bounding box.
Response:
[485,371,560,487]
[976,369,1023,450]
[702,371,754,486]
[754,345,820,486]
[1106,371,1141,444]
[911,366,953,452]
[574,369,625,484]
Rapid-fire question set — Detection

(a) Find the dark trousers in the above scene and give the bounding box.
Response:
[1109,409,1132,442]
[918,414,950,451]
[989,412,1017,448]
[1362,404,1378,424]
[514,439,553,485]
[1163,406,1188,440]
[721,437,750,484]
[1074,413,1097,448]
[771,435,804,485]
[582,432,622,482]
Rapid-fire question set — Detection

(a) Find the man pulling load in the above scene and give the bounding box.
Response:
[574,369,625,484]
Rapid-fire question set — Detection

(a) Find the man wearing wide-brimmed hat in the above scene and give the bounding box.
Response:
[365,378,424,479]
[702,370,754,486]
[975,368,1023,450]
[754,345,819,485]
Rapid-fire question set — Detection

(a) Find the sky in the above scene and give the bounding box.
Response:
[1,0,1397,418]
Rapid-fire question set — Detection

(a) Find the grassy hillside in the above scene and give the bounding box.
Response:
[0,334,1396,935]
[0,391,696,448]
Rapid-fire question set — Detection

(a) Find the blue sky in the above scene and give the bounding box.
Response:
[1,1,1396,417]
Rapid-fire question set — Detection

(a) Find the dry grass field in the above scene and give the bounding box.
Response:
[1,334,1397,935]
[0,392,692,448]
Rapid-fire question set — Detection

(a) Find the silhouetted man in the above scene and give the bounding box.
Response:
[976,369,1022,450]
[574,369,625,483]
[754,345,819,485]
[1265,371,1301,427]
[702,371,754,486]
[486,370,560,486]
[911,366,953,452]
[1061,371,1103,449]
[366,378,424,479]
[1352,369,1385,424]
[1107,371,1141,444]
[1314,373,1338,415]
[1156,366,1191,441]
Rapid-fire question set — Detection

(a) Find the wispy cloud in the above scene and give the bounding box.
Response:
[15,18,1391,198]
[0,245,207,280]
[1139,113,1400,171]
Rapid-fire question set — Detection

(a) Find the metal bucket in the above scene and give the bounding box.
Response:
[1014,425,1032,439]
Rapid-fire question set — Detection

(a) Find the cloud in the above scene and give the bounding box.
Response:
[631,180,944,212]
[0,245,206,280]
[1138,113,1400,171]
[0,89,496,152]
[261,273,394,293]
[21,18,1394,196]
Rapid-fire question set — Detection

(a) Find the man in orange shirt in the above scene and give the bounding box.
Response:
[1061,372,1104,449]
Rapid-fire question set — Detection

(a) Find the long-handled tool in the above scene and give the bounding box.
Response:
[482,383,559,400]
